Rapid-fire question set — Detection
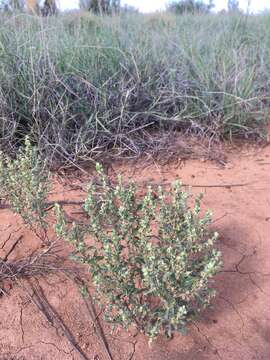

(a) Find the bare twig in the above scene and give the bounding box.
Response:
[137,181,253,189]
[0,242,69,282]
[2,235,23,262]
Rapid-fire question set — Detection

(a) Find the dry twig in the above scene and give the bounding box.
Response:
[0,242,69,283]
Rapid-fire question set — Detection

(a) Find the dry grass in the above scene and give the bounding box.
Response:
[0,11,269,166]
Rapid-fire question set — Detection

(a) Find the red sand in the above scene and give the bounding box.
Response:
[0,144,270,360]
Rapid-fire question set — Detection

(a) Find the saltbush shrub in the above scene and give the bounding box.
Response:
[0,141,221,339]
[0,137,50,231]
[55,163,222,339]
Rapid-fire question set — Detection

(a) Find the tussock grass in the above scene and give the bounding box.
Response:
[0,11,269,165]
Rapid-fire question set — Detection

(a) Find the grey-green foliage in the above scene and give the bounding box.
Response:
[0,137,50,230]
[55,163,222,339]
[0,138,221,338]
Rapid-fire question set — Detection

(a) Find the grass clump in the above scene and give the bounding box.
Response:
[0,12,269,164]
[55,163,222,339]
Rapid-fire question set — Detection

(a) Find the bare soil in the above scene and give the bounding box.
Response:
[0,143,270,360]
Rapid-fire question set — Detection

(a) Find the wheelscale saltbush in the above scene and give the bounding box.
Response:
[55,163,222,340]
[0,140,222,339]
[0,137,50,232]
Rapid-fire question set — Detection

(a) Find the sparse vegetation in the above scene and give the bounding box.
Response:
[55,163,222,339]
[0,12,269,165]
[0,137,50,233]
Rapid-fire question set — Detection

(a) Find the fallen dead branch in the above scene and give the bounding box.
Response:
[21,280,91,360]
[72,276,114,360]
[137,181,254,189]
[1,235,23,262]
[184,181,253,188]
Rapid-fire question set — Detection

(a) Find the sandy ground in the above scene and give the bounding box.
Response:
[0,144,270,360]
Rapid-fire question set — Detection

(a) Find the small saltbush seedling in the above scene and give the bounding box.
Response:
[0,137,50,232]
[55,163,222,340]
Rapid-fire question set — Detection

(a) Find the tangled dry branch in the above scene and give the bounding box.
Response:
[0,243,69,285]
